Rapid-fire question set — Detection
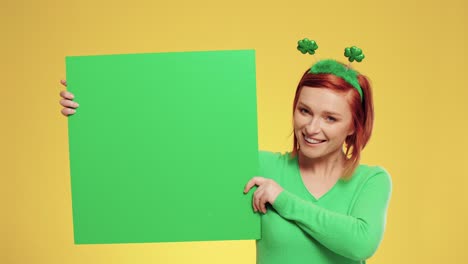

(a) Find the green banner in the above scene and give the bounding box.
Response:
[66,50,260,244]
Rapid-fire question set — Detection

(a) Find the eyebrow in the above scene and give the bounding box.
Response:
[297,102,343,117]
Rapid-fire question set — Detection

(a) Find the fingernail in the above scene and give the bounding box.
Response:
[75,103,79,107]
[70,109,76,114]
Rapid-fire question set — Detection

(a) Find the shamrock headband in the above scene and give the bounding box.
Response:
[297,38,365,101]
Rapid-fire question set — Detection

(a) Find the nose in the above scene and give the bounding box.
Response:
[305,117,321,135]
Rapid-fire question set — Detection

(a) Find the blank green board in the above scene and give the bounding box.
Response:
[66,50,260,244]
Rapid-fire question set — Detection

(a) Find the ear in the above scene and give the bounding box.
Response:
[347,125,355,136]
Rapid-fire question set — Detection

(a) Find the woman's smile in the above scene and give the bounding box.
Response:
[303,134,326,145]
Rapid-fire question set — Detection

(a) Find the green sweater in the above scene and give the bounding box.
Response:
[257,151,392,264]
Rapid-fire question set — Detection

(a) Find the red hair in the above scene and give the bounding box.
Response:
[291,67,374,178]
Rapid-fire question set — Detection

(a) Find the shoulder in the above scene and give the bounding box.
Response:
[353,164,392,193]
[356,165,391,177]
[258,150,293,166]
[259,150,286,162]
[258,150,294,177]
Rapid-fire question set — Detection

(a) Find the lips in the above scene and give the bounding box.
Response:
[303,134,326,144]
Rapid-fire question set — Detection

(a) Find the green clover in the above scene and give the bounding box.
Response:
[297,38,318,55]
[344,46,365,62]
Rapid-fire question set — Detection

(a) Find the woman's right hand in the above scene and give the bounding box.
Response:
[59,80,79,116]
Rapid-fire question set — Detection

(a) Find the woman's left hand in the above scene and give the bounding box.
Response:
[244,177,284,214]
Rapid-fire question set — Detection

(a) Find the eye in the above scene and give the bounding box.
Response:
[326,116,337,122]
[299,107,309,114]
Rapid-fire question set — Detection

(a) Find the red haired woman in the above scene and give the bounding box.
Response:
[59,58,391,264]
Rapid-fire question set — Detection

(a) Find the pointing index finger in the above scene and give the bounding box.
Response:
[243,177,265,194]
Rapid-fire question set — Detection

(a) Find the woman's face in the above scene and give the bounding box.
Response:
[294,87,355,160]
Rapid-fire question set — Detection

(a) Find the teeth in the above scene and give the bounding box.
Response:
[305,136,324,144]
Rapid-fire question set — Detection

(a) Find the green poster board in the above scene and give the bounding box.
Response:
[66,50,260,244]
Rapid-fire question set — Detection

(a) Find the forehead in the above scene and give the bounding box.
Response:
[298,87,352,115]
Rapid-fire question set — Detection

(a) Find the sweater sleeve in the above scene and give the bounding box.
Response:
[272,169,392,261]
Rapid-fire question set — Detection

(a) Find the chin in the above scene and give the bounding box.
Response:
[298,147,324,160]
[298,140,341,158]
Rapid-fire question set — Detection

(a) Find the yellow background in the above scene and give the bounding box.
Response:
[2,0,467,263]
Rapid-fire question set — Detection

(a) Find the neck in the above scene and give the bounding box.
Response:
[297,150,346,180]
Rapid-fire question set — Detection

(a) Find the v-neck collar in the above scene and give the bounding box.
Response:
[292,155,344,202]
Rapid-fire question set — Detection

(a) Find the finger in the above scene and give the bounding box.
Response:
[244,177,265,193]
[60,99,79,109]
[254,188,265,213]
[254,188,266,214]
[60,90,75,100]
[60,79,67,87]
[251,188,260,212]
[61,108,76,116]
[244,179,256,193]
[260,196,268,214]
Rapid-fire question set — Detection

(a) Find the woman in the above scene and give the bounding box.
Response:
[59,58,391,264]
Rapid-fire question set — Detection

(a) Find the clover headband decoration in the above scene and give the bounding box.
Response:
[344,46,365,62]
[297,38,318,55]
[297,38,364,101]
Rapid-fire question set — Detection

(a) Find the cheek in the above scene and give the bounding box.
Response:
[292,114,300,129]
[293,113,307,127]
[331,126,353,141]
[293,116,303,136]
